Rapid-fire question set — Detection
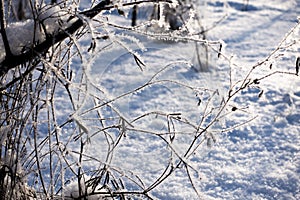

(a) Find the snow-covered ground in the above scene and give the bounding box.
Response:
[187,1,300,199]
[70,0,300,199]
[2,0,298,199]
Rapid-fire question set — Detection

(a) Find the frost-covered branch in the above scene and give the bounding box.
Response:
[5,0,299,199]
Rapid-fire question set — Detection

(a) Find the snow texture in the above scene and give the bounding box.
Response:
[2,0,300,199]
[77,0,300,199]
[0,4,74,61]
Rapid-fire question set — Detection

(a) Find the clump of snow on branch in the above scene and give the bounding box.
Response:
[64,176,109,200]
[0,4,74,61]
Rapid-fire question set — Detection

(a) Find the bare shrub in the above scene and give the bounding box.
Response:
[0,0,299,199]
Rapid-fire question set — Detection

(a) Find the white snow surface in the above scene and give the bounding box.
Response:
[63,0,300,199]
[6,0,299,199]
[0,4,74,61]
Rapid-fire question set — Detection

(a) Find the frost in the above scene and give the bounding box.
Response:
[72,113,90,140]
[184,9,197,34]
[158,3,166,28]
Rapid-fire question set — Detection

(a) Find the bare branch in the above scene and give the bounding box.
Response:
[0,0,111,76]
[0,0,174,76]
[0,0,12,58]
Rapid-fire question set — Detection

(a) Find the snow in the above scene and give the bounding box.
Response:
[2,0,300,199]
[0,4,74,61]
[84,1,300,199]
[0,19,36,60]
[59,0,300,198]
